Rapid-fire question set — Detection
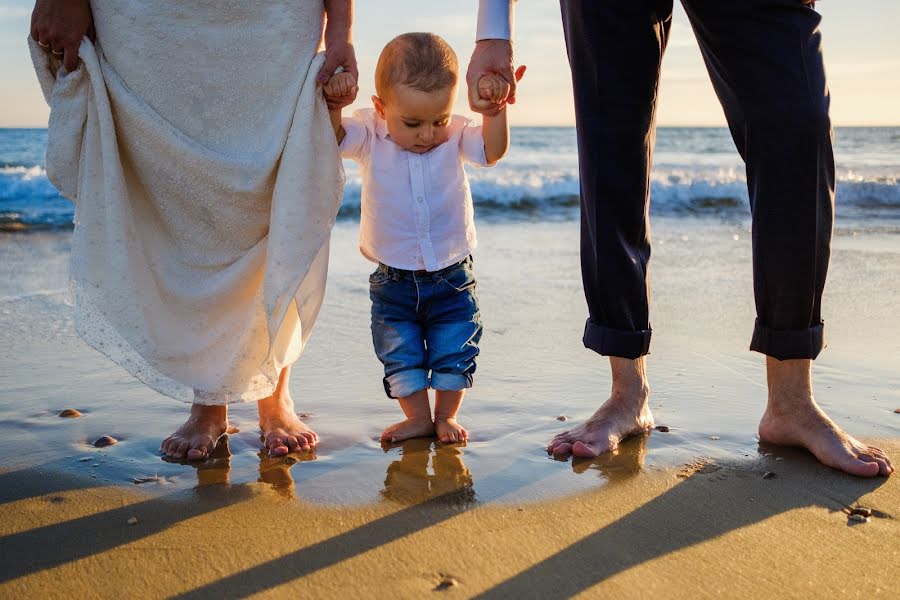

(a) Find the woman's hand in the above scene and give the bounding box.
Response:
[31,0,95,72]
[323,71,358,104]
[318,0,358,110]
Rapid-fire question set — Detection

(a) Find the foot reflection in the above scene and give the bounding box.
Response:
[569,434,648,482]
[381,439,475,506]
[257,449,317,499]
[161,435,234,486]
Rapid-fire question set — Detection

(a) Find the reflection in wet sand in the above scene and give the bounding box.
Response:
[257,450,317,499]
[568,434,648,483]
[162,436,234,487]
[381,439,475,506]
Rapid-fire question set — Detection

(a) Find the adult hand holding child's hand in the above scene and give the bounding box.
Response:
[477,66,526,108]
[323,71,359,107]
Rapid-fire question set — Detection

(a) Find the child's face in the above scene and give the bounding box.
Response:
[373,84,456,154]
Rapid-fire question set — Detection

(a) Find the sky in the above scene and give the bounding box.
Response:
[2,1,899,127]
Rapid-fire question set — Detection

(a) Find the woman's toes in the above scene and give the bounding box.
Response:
[571,441,600,458]
[174,441,190,458]
[552,442,573,456]
[187,445,209,461]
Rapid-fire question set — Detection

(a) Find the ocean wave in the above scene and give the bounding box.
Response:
[2,163,898,231]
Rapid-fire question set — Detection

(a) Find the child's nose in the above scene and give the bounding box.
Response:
[419,126,434,142]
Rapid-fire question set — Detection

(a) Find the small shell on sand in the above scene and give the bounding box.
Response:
[848,513,869,524]
[93,436,118,448]
[556,415,568,422]
[127,517,138,525]
[850,506,872,518]
[655,425,670,432]
[434,576,458,591]
[710,435,720,440]
[58,409,82,418]
[763,471,777,479]
[297,413,312,419]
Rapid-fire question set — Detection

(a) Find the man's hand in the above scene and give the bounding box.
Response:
[323,71,359,106]
[31,0,94,73]
[467,39,516,116]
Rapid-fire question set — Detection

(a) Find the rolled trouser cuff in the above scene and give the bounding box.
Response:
[384,368,429,399]
[583,319,652,359]
[749,319,825,360]
[430,371,472,392]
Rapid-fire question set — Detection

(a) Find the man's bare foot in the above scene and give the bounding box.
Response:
[547,356,653,458]
[257,366,317,457]
[759,357,893,477]
[160,403,229,461]
[381,417,435,443]
[436,417,467,443]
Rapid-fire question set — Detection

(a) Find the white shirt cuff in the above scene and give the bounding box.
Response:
[476,0,515,41]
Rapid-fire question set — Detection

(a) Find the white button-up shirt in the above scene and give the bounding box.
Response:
[477,0,516,41]
[340,108,491,272]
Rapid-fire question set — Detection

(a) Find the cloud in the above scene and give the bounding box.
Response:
[0,7,30,19]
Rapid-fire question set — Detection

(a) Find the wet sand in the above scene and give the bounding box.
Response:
[1,439,897,597]
[1,217,898,595]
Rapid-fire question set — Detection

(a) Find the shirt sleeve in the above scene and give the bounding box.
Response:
[339,115,370,161]
[459,121,492,168]
[476,0,515,41]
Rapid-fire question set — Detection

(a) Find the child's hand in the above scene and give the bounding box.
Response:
[323,70,359,107]
[477,66,526,106]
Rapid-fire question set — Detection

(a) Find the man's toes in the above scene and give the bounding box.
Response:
[285,437,301,453]
[552,442,573,457]
[299,431,316,447]
[835,453,881,477]
[571,441,600,458]
[858,452,892,476]
[459,427,468,440]
[267,436,289,456]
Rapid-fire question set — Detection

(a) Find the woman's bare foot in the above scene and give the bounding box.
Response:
[257,366,317,457]
[160,403,229,461]
[381,417,435,443]
[547,357,653,458]
[759,358,893,477]
[436,417,467,443]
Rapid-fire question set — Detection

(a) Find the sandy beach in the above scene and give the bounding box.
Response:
[1,217,898,597]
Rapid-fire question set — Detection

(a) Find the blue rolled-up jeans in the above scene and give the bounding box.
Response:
[369,256,483,399]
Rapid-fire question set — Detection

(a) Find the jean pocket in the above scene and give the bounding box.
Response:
[438,262,476,293]
[369,267,391,287]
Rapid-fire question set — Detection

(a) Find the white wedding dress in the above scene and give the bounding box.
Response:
[29,0,343,403]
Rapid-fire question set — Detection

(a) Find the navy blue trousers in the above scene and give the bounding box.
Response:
[561,0,835,360]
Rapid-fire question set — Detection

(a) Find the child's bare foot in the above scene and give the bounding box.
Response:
[434,389,467,444]
[381,417,435,443]
[161,404,229,461]
[436,417,467,443]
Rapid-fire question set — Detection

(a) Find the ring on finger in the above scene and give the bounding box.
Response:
[51,49,64,56]
[37,40,50,48]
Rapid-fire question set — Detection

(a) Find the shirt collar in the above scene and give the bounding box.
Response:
[373,112,392,141]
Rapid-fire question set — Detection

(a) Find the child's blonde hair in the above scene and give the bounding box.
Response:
[375,33,458,100]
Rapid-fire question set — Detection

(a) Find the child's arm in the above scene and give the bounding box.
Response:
[478,66,525,165]
[323,71,359,145]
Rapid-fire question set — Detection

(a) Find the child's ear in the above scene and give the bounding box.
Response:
[372,95,385,118]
